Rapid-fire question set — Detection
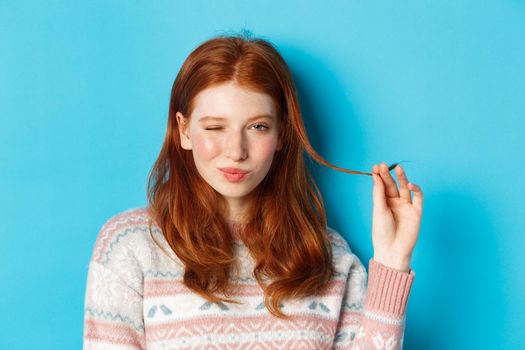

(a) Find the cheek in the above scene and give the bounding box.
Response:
[255,140,279,163]
[193,135,220,160]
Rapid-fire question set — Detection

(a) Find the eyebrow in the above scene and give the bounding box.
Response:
[198,114,275,124]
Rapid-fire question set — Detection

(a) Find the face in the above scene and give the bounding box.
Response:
[176,81,282,217]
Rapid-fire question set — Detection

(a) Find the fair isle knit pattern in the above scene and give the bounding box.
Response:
[83,207,415,350]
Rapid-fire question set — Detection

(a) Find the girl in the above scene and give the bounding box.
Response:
[83,34,423,350]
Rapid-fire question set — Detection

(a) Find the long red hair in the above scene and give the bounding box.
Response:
[147,34,374,318]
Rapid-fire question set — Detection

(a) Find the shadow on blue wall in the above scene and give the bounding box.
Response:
[406,190,506,348]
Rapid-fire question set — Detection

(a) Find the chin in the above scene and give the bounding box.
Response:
[218,190,251,198]
[214,186,256,199]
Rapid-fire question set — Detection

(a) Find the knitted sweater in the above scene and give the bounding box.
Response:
[83,207,415,350]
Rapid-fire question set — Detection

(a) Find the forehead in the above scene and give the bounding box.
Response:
[190,82,276,120]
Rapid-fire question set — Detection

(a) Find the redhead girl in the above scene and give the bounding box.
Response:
[83,34,423,350]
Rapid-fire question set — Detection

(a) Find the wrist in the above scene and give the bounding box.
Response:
[373,254,412,273]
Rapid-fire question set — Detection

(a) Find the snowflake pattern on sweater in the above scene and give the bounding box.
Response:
[83,207,415,349]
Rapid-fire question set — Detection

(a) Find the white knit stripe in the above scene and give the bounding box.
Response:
[364,310,406,326]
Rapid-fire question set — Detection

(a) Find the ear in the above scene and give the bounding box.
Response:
[176,112,192,150]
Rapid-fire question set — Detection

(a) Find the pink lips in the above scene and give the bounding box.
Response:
[219,167,250,182]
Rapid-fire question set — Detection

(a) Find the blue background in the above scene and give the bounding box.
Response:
[1,1,524,349]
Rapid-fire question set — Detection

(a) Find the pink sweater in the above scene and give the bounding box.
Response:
[83,207,415,349]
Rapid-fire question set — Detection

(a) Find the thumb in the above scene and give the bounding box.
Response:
[372,174,388,212]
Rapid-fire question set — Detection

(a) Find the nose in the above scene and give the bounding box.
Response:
[224,129,248,161]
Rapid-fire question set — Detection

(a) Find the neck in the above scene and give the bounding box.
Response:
[226,220,244,241]
[224,196,251,223]
[224,195,254,241]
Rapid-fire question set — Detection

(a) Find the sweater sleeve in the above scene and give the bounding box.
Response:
[83,262,146,350]
[333,256,415,349]
[83,212,147,350]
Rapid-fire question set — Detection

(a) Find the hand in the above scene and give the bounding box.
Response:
[371,162,423,272]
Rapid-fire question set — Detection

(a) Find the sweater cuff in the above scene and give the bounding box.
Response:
[364,258,415,318]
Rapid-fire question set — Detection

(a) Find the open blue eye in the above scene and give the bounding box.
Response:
[252,123,269,131]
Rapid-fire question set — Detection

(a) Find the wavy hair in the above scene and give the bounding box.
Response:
[146,33,391,318]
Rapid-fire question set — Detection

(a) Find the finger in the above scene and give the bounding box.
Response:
[379,162,400,198]
[372,165,388,212]
[372,163,380,175]
[394,165,411,202]
[408,182,423,215]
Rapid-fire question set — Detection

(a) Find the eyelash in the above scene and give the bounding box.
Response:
[205,123,269,131]
[252,123,269,131]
